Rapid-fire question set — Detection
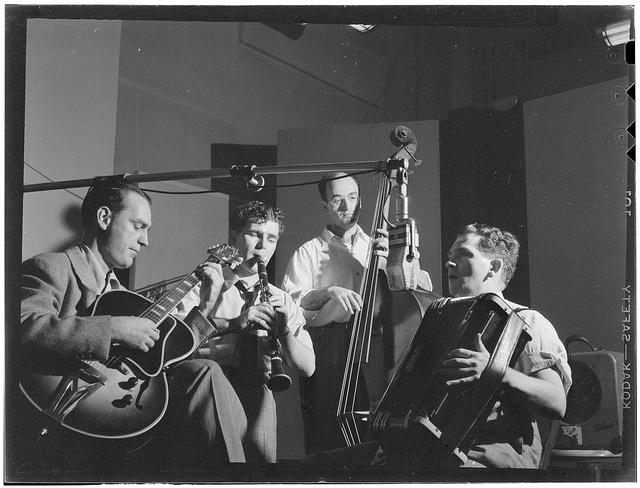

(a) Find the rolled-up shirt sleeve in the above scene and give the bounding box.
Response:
[515,310,572,394]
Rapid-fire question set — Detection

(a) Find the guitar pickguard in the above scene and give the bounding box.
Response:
[20,358,168,439]
[44,361,110,421]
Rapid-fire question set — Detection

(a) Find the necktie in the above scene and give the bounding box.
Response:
[232,281,259,375]
[100,270,120,294]
[235,280,256,311]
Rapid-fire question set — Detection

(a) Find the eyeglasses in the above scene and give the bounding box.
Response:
[328,193,359,209]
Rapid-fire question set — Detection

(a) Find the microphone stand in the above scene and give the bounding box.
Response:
[23,160,397,193]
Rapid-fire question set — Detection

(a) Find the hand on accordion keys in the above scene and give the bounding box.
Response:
[440,333,491,387]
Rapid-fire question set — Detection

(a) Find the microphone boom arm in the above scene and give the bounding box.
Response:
[24,160,409,193]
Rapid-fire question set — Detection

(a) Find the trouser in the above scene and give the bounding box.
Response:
[160,359,248,467]
[227,372,277,463]
[224,332,278,464]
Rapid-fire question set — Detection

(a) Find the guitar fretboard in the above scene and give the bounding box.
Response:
[133,244,237,327]
[140,272,202,325]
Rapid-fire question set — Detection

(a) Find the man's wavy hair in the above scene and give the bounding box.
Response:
[230,200,285,235]
[81,177,151,231]
[459,223,520,287]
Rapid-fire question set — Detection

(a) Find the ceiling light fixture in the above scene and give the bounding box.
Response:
[349,24,376,33]
[597,18,634,47]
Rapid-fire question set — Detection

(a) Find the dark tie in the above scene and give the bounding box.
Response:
[233,281,259,376]
[235,280,257,311]
[100,270,120,294]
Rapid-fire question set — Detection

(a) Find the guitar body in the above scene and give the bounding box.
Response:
[19,289,196,439]
[95,289,197,376]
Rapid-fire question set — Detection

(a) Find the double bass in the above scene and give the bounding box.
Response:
[337,126,439,446]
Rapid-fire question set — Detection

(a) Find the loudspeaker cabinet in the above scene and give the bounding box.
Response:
[555,350,624,452]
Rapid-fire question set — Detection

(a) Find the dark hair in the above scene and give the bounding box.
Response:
[81,177,152,230]
[229,200,285,235]
[459,223,520,286]
[318,172,360,202]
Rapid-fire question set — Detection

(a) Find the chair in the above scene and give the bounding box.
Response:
[539,418,561,470]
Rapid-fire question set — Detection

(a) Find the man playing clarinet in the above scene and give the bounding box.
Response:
[176,200,315,463]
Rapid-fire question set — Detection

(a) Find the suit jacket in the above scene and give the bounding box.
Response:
[20,244,216,364]
[21,244,113,362]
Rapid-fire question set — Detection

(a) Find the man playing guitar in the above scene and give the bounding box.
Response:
[17,177,248,475]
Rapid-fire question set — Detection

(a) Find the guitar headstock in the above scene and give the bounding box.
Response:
[207,244,241,267]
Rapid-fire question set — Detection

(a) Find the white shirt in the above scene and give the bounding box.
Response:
[176,265,310,372]
[78,243,121,293]
[281,225,372,324]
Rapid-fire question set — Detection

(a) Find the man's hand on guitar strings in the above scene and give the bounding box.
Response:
[439,333,490,386]
[110,316,160,352]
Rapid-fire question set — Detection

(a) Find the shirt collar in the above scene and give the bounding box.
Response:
[78,243,121,292]
[321,224,367,245]
[222,265,260,291]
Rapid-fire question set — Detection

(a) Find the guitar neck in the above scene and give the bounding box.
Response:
[135,244,238,327]
[140,271,202,326]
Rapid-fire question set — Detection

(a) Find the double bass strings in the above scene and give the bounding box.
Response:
[337,171,394,446]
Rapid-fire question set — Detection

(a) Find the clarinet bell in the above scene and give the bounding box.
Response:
[267,356,292,392]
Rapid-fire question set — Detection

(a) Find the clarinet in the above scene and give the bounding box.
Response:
[256,258,292,392]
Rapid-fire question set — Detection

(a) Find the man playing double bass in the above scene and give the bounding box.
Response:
[281,172,434,455]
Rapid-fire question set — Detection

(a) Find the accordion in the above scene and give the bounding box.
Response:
[371,293,532,467]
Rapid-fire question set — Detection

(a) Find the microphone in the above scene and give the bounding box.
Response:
[247,174,265,192]
[385,126,421,291]
[230,165,265,192]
